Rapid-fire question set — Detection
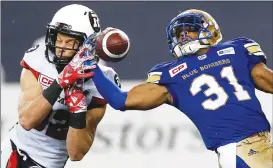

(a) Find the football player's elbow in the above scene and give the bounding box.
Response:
[254,75,273,93]
[18,109,36,131]
[19,116,34,131]
[265,83,273,94]
[69,150,86,161]
[252,63,273,93]
[266,74,273,93]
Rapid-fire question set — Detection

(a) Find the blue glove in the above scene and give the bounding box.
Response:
[75,34,98,87]
[82,33,98,67]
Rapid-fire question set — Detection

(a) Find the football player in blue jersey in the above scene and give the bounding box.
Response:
[87,9,272,168]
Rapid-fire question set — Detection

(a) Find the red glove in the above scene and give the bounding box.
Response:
[65,86,87,113]
[57,47,96,88]
[65,85,88,129]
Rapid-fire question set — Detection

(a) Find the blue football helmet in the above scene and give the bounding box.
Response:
[166,9,222,58]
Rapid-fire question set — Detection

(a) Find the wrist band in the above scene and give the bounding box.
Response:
[69,112,87,129]
[42,80,63,106]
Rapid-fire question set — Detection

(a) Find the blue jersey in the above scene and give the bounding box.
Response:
[146,37,270,150]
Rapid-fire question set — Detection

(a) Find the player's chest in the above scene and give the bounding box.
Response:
[170,50,234,83]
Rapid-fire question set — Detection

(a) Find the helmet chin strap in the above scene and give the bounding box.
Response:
[174,40,210,58]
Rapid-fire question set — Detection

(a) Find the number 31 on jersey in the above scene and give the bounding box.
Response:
[190,66,251,110]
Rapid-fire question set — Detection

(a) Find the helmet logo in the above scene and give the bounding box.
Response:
[88,11,101,33]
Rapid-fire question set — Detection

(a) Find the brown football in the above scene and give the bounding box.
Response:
[95,27,130,62]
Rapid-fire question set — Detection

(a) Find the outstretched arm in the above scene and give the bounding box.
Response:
[92,66,173,111]
[125,83,172,110]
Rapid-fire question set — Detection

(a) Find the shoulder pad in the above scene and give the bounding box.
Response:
[22,43,46,64]
[25,44,40,53]
[146,61,175,84]
[85,64,120,109]
[230,37,267,70]
[148,61,174,73]
[228,37,266,57]
[229,37,255,45]
[98,64,121,88]
[21,43,57,79]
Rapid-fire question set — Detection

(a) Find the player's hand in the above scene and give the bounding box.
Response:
[56,47,96,88]
[64,85,88,129]
[64,85,87,113]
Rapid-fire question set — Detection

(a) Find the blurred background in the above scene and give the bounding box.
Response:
[1,1,272,168]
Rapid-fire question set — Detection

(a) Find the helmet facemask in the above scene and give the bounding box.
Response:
[45,4,102,70]
[166,11,222,58]
[45,22,85,68]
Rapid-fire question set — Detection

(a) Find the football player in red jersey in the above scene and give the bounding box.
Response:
[1,4,120,168]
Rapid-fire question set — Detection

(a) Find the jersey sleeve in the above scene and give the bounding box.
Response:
[237,37,267,70]
[146,61,178,106]
[20,45,42,79]
[104,67,121,88]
